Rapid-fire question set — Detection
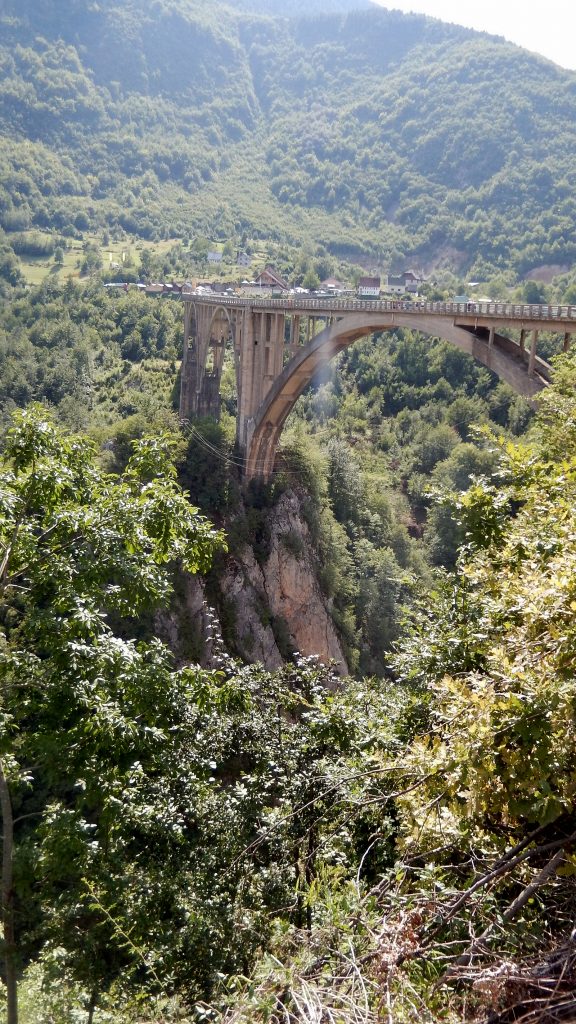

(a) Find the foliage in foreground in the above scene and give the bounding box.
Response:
[208,356,576,1023]
[0,407,222,1019]
[5,356,576,1024]
[0,407,406,1021]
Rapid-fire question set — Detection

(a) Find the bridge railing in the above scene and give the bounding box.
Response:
[181,292,576,323]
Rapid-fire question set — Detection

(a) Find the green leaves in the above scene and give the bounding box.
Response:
[1,408,397,1013]
[0,407,224,622]
[0,406,226,1006]
[392,381,576,853]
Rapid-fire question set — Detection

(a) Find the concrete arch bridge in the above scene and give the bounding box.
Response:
[179,294,575,481]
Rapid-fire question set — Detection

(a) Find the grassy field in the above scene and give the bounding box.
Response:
[15,232,188,287]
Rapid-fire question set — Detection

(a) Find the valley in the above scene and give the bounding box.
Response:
[1,2,576,1022]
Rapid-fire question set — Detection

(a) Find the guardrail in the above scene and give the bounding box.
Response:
[181,293,576,323]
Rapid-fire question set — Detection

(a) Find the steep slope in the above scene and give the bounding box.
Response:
[0,0,259,240]
[248,10,576,272]
[224,0,372,13]
[0,0,575,274]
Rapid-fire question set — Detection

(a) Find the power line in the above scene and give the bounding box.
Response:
[187,425,303,478]
[187,425,246,469]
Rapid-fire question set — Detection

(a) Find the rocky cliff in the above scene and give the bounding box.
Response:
[159,490,349,675]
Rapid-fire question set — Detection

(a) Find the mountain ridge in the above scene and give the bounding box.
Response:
[0,0,575,277]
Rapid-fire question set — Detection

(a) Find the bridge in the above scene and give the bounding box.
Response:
[179,294,575,481]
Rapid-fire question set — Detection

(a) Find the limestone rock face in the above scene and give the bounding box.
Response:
[220,548,284,670]
[155,574,217,668]
[222,491,348,674]
[160,490,348,675]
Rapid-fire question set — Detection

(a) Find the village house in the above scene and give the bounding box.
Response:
[357,276,381,298]
[253,266,289,290]
[321,277,346,294]
[386,270,423,295]
[210,281,236,295]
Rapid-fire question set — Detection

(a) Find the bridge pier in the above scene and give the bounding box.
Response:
[290,315,301,351]
[179,301,235,421]
[236,307,287,457]
[529,330,538,377]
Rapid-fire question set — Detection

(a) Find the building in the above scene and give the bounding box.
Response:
[321,277,346,294]
[386,270,423,295]
[253,266,289,290]
[211,282,236,295]
[357,276,381,298]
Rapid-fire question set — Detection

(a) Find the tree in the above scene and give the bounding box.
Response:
[0,248,23,288]
[532,349,576,459]
[523,278,547,303]
[79,243,102,277]
[386,365,576,1010]
[0,407,223,1022]
[326,437,364,524]
[302,267,320,292]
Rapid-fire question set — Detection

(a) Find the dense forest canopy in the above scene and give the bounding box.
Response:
[1,0,576,276]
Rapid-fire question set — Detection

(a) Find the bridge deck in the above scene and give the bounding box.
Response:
[181,293,576,327]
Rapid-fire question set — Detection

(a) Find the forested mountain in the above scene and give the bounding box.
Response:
[2,2,576,1022]
[225,0,372,14]
[1,0,576,275]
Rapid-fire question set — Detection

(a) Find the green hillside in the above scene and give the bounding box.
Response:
[0,0,575,277]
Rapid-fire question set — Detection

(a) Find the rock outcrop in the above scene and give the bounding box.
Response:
[159,490,348,675]
[221,491,348,673]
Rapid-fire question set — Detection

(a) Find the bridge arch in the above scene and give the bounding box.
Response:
[206,304,237,376]
[245,312,548,480]
[180,300,238,420]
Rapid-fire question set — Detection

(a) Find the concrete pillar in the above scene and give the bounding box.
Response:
[179,306,191,418]
[488,326,495,349]
[273,313,285,377]
[564,332,572,352]
[528,329,538,378]
[519,329,526,353]
[291,315,300,347]
[252,312,265,412]
[237,306,255,450]
[258,314,285,396]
